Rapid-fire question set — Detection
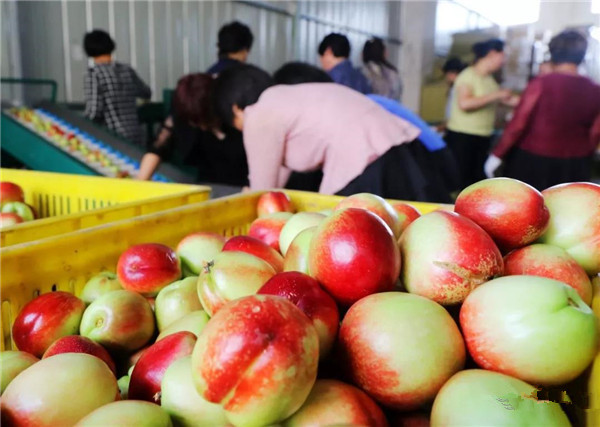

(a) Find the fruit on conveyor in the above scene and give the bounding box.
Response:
[7,107,165,181]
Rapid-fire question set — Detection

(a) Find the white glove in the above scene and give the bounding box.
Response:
[484,154,502,178]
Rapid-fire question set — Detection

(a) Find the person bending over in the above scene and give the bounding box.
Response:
[137,74,248,186]
[213,64,451,202]
[138,21,254,181]
[273,61,456,200]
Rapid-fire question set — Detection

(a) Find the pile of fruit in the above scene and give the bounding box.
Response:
[7,108,168,182]
[1,178,599,427]
[0,181,36,228]
[9,107,134,178]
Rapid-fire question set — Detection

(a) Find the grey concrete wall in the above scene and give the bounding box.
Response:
[399,0,437,112]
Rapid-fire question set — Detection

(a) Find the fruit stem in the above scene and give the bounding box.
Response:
[203,260,214,274]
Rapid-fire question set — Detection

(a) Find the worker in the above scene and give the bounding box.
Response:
[137,21,254,183]
[207,21,254,75]
[485,30,600,190]
[361,37,402,101]
[136,73,248,186]
[273,61,456,200]
[318,33,371,94]
[213,64,449,201]
[83,29,151,145]
[445,39,518,189]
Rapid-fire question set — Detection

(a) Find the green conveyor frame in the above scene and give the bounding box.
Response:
[1,78,58,103]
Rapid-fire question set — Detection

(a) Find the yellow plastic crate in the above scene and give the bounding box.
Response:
[0,190,596,425]
[0,168,211,246]
[0,190,444,351]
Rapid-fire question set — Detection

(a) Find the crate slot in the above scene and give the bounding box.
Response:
[1,301,12,351]
[0,169,209,247]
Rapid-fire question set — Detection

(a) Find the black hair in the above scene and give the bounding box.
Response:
[273,62,333,85]
[442,57,466,74]
[318,33,351,58]
[362,37,397,71]
[83,30,116,57]
[213,64,274,126]
[472,38,504,62]
[549,30,587,65]
[217,21,254,57]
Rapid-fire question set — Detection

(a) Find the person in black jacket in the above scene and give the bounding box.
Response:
[137,22,254,183]
[136,73,248,185]
[206,21,254,75]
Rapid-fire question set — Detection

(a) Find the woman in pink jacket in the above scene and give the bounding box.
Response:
[213,64,449,201]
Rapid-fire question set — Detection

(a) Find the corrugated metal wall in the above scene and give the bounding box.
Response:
[1,1,17,79]
[2,0,400,103]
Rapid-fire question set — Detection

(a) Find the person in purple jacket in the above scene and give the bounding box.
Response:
[318,33,371,94]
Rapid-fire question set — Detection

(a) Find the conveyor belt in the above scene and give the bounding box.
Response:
[40,104,199,184]
[1,104,243,197]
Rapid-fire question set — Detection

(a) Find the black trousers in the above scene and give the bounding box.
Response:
[285,170,323,192]
[444,130,491,190]
[286,141,454,203]
[335,142,453,203]
[407,143,461,196]
[504,148,593,191]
